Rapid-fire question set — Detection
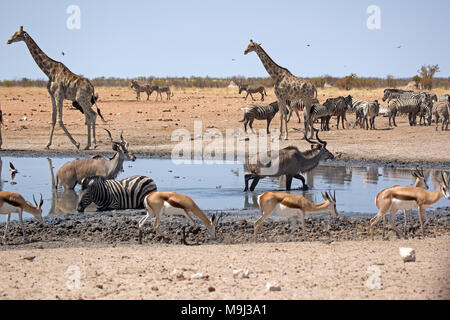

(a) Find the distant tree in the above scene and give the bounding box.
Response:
[411,75,422,89]
[386,75,396,88]
[418,64,440,90]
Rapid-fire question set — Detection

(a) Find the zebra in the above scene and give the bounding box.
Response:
[238,84,267,101]
[361,100,380,130]
[438,94,450,103]
[131,80,151,101]
[150,85,174,101]
[387,96,427,127]
[382,88,414,102]
[432,101,449,131]
[76,175,157,212]
[286,98,319,123]
[308,103,333,131]
[322,95,353,130]
[239,101,279,134]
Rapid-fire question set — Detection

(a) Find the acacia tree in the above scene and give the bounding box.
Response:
[418,64,440,90]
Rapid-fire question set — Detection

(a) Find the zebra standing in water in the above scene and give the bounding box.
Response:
[76,175,157,212]
[131,80,152,101]
[239,101,279,133]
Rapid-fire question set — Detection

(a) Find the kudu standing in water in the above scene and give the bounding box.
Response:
[243,129,334,192]
[55,129,136,189]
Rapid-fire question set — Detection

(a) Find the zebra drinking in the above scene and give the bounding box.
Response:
[76,175,157,212]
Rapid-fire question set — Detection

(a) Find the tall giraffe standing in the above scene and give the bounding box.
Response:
[244,40,317,139]
[7,26,102,150]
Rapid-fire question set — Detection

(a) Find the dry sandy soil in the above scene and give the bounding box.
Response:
[0,235,448,300]
[0,86,449,300]
[0,86,449,164]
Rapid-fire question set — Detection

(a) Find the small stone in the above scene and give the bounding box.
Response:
[151,286,159,291]
[233,269,250,279]
[191,272,206,280]
[172,269,185,280]
[96,284,103,289]
[399,247,416,262]
[208,286,215,292]
[266,282,281,291]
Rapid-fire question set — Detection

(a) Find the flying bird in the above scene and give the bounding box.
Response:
[9,162,18,180]
[397,45,402,49]
[61,51,65,56]
[306,44,310,47]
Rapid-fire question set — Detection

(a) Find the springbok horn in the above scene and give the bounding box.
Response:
[33,195,37,206]
[333,190,336,202]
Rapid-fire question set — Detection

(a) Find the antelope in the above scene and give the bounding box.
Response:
[370,171,450,240]
[254,191,338,242]
[0,192,44,243]
[382,168,429,235]
[138,192,217,244]
[56,129,136,189]
[244,129,334,192]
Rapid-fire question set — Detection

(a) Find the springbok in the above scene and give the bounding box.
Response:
[0,192,44,243]
[254,191,338,242]
[56,129,136,189]
[138,192,217,244]
[370,171,450,240]
[244,129,334,192]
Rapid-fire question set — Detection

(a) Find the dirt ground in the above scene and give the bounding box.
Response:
[0,85,449,300]
[0,235,448,300]
[0,86,449,164]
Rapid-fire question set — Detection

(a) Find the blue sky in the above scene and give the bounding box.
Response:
[0,0,449,80]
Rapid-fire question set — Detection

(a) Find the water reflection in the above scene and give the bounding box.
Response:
[0,156,448,222]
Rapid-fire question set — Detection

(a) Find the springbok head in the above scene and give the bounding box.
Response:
[321,191,338,217]
[411,167,429,190]
[7,26,26,45]
[29,194,44,223]
[104,129,136,161]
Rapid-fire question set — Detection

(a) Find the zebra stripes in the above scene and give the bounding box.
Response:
[387,97,426,127]
[323,95,353,130]
[151,85,173,101]
[432,101,449,131]
[131,80,151,101]
[239,101,279,133]
[76,175,157,212]
[309,103,332,131]
[352,100,379,129]
[287,98,319,123]
[238,84,267,101]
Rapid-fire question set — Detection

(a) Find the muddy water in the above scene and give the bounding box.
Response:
[0,156,448,222]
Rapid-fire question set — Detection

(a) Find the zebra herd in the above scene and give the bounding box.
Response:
[130,80,173,101]
[239,88,449,133]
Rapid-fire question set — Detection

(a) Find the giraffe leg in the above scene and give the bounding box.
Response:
[56,91,80,149]
[46,91,58,149]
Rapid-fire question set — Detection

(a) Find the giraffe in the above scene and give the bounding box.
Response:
[7,26,102,150]
[244,40,317,139]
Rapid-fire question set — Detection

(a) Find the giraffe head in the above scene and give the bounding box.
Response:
[244,40,261,55]
[7,26,26,45]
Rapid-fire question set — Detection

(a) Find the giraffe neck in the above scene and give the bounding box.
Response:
[254,45,291,81]
[22,32,58,79]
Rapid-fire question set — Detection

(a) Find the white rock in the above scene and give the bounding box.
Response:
[399,247,416,262]
[191,272,205,280]
[266,282,281,291]
[233,269,250,279]
[172,269,185,280]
